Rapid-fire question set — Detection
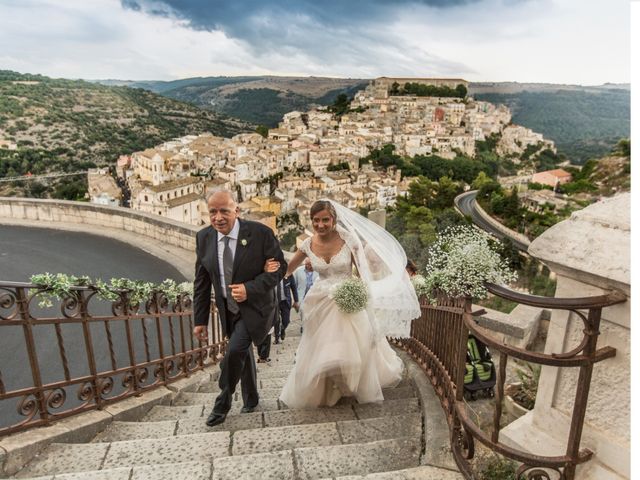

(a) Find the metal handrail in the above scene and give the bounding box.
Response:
[393,284,627,480]
[0,282,226,437]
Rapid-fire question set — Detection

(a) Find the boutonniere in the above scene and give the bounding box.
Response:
[241,239,248,246]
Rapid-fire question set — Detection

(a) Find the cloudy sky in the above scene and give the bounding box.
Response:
[0,0,630,84]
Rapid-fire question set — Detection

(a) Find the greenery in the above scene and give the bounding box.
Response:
[255,124,269,137]
[479,456,517,480]
[511,362,541,410]
[327,161,350,172]
[0,70,250,197]
[390,82,467,98]
[474,89,630,163]
[29,273,192,309]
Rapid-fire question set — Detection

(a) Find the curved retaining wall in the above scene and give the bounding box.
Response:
[0,198,199,279]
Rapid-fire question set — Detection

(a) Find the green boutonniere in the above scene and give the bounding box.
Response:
[241,239,248,246]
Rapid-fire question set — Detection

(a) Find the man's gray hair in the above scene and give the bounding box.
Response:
[205,188,237,203]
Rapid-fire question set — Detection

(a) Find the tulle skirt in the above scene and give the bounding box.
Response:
[279,279,403,409]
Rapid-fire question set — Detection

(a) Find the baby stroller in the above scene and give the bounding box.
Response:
[463,335,496,400]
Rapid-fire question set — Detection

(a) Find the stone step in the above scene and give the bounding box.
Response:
[14,432,229,478]
[91,409,420,444]
[17,418,421,479]
[142,396,419,423]
[19,461,212,480]
[331,465,465,479]
[178,385,416,406]
[210,437,421,480]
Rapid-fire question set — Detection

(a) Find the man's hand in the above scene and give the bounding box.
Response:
[193,325,208,342]
[229,283,248,303]
[293,301,300,312]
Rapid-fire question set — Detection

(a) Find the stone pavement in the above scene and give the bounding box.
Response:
[6,314,462,479]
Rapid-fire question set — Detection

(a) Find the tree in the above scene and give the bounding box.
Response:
[455,84,468,98]
[407,176,436,207]
[255,125,268,138]
[471,171,493,190]
[431,176,463,210]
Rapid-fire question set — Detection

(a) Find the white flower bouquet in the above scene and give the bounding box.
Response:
[330,277,369,314]
[410,274,430,299]
[423,225,517,302]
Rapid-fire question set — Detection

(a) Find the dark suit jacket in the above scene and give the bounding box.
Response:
[193,219,286,345]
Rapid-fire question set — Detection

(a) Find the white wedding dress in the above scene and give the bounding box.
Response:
[279,236,404,409]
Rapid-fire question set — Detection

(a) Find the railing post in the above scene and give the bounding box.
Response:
[455,298,471,401]
[563,307,602,479]
[153,292,167,385]
[16,287,48,422]
[77,290,102,409]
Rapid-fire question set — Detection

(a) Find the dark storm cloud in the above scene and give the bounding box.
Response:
[122,1,482,39]
[120,0,482,76]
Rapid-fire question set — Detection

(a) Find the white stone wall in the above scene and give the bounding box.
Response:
[0,198,199,278]
[500,193,630,480]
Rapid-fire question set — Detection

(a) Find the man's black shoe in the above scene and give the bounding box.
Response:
[205,411,226,427]
[280,329,286,340]
[241,405,257,413]
[274,338,281,344]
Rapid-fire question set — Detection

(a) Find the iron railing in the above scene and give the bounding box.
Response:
[0,281,226,437]
[392,283,626,480]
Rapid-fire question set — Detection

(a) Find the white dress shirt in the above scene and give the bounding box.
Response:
[217,219,240,298]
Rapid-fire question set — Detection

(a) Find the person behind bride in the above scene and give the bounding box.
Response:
[266,199,420,409]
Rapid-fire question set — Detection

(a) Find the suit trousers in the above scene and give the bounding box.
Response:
[213,308,259,414]
[279,302,291,332]
[257,333,271,360]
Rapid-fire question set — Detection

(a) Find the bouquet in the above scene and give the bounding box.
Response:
[330,277,369,314]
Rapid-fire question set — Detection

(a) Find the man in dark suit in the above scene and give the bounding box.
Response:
[276,275,298,342]
[193,190,286,427]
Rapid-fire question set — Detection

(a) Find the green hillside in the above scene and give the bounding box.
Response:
[128,76,368,127]
[0,70,251,197]
[473,89,630,163]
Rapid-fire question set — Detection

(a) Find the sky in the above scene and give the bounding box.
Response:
[0,0,630,85]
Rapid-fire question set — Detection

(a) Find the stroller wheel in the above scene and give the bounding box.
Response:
[487,388,495,398]
[463,391,472,401]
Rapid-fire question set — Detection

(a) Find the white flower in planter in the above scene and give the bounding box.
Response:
[423,225,517,302]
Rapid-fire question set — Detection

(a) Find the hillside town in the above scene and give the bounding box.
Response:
[88,77,556,239]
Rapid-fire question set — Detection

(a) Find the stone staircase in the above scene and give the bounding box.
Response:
[7,316,462,480]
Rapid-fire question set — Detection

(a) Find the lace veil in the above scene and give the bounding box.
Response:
[328,200,421,338]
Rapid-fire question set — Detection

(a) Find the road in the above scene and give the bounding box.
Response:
[0,225,188,428]
[454,190,530,252]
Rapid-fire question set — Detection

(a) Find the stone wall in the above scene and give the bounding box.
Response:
[0,198,199,279]
[500,193,630,480]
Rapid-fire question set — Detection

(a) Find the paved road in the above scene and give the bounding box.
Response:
[0,225,187,283]
[0,225,188,429]
[455,190,530,252]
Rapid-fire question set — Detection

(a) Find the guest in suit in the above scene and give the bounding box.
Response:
[192,190,286,427]
[276,275,298,341]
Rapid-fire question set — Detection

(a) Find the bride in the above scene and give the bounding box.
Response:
[273,199,421,408]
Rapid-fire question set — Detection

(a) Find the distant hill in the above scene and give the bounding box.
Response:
[125,76,369,127]
[469,83,630,163]
[119,76,630,163]
[0,70,251,174]
[0,70,253,199]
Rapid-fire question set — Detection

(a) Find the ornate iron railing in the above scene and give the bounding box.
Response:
[392,284,626,480]
[0,281,226,437]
